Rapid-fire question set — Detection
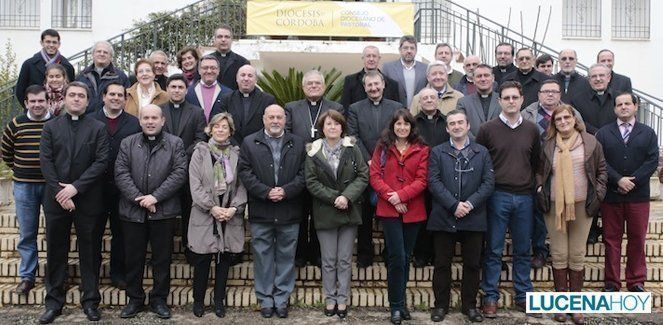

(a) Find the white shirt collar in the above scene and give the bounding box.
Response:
[499,113,523,129]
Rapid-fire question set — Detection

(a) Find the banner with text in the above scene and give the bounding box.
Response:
[246,1,414,37]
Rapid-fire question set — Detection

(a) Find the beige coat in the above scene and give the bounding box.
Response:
[124,82,169,117]
[409,84,464,116]
[188,142,247,254]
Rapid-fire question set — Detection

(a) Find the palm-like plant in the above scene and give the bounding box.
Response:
[257,67,344,107]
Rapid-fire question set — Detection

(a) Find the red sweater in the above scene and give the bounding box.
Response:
[369,142,429,223]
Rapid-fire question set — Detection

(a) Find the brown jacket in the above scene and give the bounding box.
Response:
[124,82,169,117]
[188,142,247,254]
[536,131,608,217]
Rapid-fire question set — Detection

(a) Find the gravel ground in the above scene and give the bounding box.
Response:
[0,306,661,324]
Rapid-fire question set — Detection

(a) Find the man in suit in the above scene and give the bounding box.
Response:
[38,81,109,324]
[596,93,658,293]
[381,35,428,107]
[502,48,550,109]
[456,64,501,139]
[434,43,464,87]
[90,81,141,290]
[341,45,401,110]
[185,55,232,123]
[492,42,517,83]
[162,74,207,255]
[285,70,343,267]
[210,24,250,90]
[15,29,75,108]
[218,64,276,145]
[597,49,632,94]
[347,71,402,267]
[554,49,590,103]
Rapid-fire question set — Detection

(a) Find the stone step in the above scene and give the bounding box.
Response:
[2,258,663,289]
[2,283,663,308]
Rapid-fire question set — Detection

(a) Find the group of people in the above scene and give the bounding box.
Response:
[3,26,658,325]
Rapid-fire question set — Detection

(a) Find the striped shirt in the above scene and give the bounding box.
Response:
[1,114,51,182]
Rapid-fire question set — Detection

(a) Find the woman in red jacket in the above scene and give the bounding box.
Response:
[369,109,430,325]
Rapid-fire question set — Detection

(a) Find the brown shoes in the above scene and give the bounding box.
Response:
[481,301,497,318]
[14,280,34,295]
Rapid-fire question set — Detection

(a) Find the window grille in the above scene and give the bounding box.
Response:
[612,0,650,40]
[51,0,92,29]
[562,0,602,38]
[0,0,40,28]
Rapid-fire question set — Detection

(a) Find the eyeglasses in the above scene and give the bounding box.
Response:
[539,90,561,94]
[517,56,532,61]
[560,57,575,61]
[501,95,521,101]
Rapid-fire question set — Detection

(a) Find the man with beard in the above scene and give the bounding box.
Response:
[382,35,427,107]
[554,49,590,103]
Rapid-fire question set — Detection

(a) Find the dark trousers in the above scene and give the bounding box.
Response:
[532,209,549,257]
[601,201,649,289]
[101,189,125,282]
[191,251,233,304]
[44,210,103,310]
[296,193,320,262]
[122,218,175,306]
[413,192,434,262]
[381,217,421,311]
[179,186,193,249]
[357,190,376,261]
[432,230,483,312]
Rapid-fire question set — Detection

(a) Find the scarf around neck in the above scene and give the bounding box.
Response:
[40,49,62,66]
[208,138,234,196]
[553,130,580,233]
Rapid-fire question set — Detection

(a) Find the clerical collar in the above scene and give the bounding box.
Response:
[173,103,180,109]
[596,90,605,96]
[143,132,163,142]
[371,98,383,106]
[308,99,320,106]
[479,92,491,98]
[66,112,82,121]
[102,106,122,119]
[241,88,254,98]
[27,111,51,121]
[519,69,533,75]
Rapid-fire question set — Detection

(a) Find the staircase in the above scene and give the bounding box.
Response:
[1,202,663,308]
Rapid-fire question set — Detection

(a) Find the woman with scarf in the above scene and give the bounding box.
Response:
[188,112,247,318]
[536,104,607,325]
[177,47,201,87]
[43,64,68,116]
[369,109,429,325]
[304,109,368,319]
[125,58,169,116]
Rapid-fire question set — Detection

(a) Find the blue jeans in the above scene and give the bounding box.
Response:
[13,182,44,282]
[481,190,534,303]
[250,222,299,309]
[381,217,421,311]
[532,209,549,257]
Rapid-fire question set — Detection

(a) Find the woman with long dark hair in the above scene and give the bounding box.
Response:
[369,109,429,325]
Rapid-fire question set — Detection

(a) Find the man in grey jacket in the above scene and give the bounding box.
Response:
[114,104,188,320]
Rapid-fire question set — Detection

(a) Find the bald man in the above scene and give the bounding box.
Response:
[115,104,187,319]
[238,104,306,318]
[455,55,485,96]
[218,64,276,145]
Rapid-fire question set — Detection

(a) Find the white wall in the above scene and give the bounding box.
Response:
[1,0,199,65]
[446,0,661,98]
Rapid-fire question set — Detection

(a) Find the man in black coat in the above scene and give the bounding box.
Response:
[597,49,632,94]
[238,104,306,319]
[38,81,109,324]
[114,104,188,320]
[285,69,343,267]
[161,74,206,256]
[571,63,617,135]
[90,81,141,290]
[15,29,75,107]
[218,64,276,145]
[554,49,590,103]
[347,70,402,267]
[341,45,401,111]
[502,48,550,109]
[492,42,517,83]
[210,25,250,90]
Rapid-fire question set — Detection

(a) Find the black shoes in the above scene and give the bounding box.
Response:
[276,307,288,318]
[192,302,204,317]
[152,303,171,319]
[215,301,226,318]
[531,253,546,269]
[337,306,348,319]
[463,308,484,322]
[38,309,61,324]
[120,303,144,318]
[295,257,307,268]
[431,307,446,322]
[390,310,403,325]
[402,307,411,320]
[14,279,35,295]
[324,305,336,316]
[629,284,646,292]
[83,307,101,321]
[260,307,274,318]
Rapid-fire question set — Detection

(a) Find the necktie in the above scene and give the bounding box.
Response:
[438,91,443,99]
[621,123,631,143]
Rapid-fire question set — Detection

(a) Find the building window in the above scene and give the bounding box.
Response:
[0,0,40,28]
[612,0,650,39]
[562,0,602,38]
[51,0,92,29]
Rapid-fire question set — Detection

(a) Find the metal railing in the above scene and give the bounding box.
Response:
[413,0,663,143]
